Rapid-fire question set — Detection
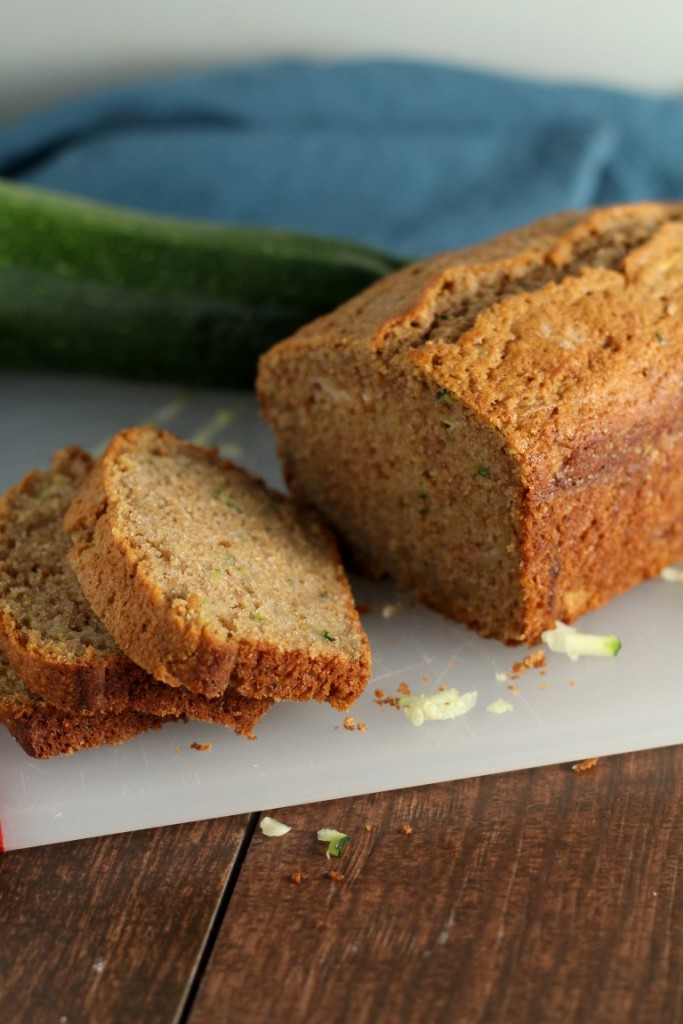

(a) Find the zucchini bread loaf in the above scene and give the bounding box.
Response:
[258,203,683,644]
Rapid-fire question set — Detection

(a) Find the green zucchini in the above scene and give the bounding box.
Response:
[0,179,406,387]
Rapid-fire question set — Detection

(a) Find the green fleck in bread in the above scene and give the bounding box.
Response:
[0,650,171,759]
[64,428,371,706]
[258,203,683,645]
[0,448,271,737]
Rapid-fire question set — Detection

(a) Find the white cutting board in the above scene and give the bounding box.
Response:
[1,373,681,851]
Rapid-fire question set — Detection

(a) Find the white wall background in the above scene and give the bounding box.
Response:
[2,0,683,124]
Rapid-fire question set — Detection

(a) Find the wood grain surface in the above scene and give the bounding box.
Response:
[0,814,254,1024]
[189,748,683,1024]
[1,748,681,1024]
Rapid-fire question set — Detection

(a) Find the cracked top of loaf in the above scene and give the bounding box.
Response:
[263,202,683,489]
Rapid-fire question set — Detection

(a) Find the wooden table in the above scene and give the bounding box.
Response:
[1,745,681,1024]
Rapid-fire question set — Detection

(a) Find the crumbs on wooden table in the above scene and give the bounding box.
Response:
[572,756,600,773]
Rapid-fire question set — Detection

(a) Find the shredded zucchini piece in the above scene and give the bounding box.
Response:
[260,816,291,837]
[486,698,514,714]
[317,828,350,858]
[661,566,683,583]
[397,688,477,726]
[541,622,621,661]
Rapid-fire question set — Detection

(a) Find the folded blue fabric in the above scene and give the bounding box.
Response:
[1,60,682,259]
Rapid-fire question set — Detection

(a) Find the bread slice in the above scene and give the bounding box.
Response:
[65,428,371,707]
[257,202,683,644]
[0,448,271,737]
[0,650,172,759]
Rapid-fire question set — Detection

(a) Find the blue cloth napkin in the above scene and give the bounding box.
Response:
[1,60,682,259]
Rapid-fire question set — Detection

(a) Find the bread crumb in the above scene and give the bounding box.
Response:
[290,872,309,885]
[314,918,326,929]
[506,684,519,695]
[421,675,430,683]
[374,689,399,709]
[190,741,212,751]
[174,747,181,754]
[400,824,413,835]
[342,716,367,732]
[572,756,600,773]
[398,682,411,696]
[504,650,547,680]
[363,824,372,832]
[327,870,345,882]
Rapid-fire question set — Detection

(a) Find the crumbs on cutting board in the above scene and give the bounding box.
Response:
[373,681,412,709]
[507,650,547,680]
[497,649,580,692]
[495,651,545,681]
[495,649,550,692]
[373,688,399,709]
[343,716,367,732]
[190,741,213,752]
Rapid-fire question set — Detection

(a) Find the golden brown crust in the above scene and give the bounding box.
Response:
[258,202,683,644]
[0,652,174,759]
[2,705,169,760]
[66,449,238,696]
[65,428,371,707]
